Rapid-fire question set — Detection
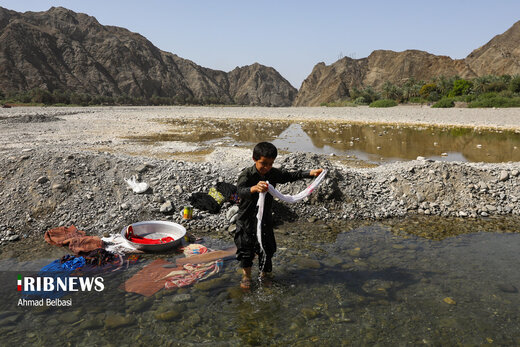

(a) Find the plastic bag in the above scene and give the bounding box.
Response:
[125,175,149,194]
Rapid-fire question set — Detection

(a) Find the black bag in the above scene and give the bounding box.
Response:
[216,182,237,200]
[189,192,221,214]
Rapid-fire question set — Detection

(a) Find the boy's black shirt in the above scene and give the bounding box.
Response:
[236,164,311,234]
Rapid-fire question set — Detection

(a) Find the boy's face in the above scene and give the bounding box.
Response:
[254,156,275,176]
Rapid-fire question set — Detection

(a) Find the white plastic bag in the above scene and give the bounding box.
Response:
[125,175,149,194]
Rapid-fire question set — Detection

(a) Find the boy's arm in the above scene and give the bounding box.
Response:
[277,168,324,184]
[237,170,252,201]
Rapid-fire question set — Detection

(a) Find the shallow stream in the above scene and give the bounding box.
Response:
[1,217,519,345]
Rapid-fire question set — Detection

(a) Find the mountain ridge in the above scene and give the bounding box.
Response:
[1,6,518,107]
[0,6,296,106]
[295,21,520,105]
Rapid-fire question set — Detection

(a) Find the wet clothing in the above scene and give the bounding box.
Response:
[44,225,103,255]
[234,164,311,270]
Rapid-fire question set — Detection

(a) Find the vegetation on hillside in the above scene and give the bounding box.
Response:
[2,74,520,108]
[321,74,520,108]
[0,88,230,107]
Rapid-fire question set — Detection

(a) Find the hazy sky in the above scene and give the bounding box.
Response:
[1,1,519,88]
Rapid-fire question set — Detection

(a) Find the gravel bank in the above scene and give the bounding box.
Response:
[1,106,520,244]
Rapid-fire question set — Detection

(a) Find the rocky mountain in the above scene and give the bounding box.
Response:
[465,20,520,76]
[295,21,520,106]
[0,6,296,106]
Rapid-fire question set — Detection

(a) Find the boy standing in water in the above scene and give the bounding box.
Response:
[235,142,323,289]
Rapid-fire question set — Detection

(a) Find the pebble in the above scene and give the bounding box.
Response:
[443,297,457,305]
[301,308,319,319]
[193,278,224,291]
[6,235,19,241]
[171,294,192,303]
[104,314,136,329]
[136,164,149,173]
[59,311,81,324]
[499,171,509,182]
[51,183,65,191]
[160,201,174,214]
[153,195,166,203]
[226,205,239,220]
[36,176,48,184]
[79,318,104,330]
[294,257,321,269]
[497,283,518,293]
[0,313,21,327]
[155,310,180,321]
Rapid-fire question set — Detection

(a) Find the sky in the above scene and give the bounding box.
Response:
[1,0,519,88]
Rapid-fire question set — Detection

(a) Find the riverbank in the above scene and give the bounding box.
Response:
[1,146,520,244]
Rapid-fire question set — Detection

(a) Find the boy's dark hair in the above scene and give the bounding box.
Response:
[253,142,278,160]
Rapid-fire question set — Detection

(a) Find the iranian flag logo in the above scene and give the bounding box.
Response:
[17,274,22,291]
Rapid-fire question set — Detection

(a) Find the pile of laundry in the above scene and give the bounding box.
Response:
[27,225,236,299]
[24,225,139,299]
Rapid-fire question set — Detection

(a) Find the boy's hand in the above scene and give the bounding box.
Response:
[310,168,324,177]
[251,181,269,193]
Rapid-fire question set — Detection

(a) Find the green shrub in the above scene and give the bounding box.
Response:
[354,96,367,105]
[320,100,357,107]
[463,94,477,102]
[510,76,520,93]
[468,96,520,108]
[449,79,473,97]
[369,99,398,107]
[427,91,441,102]
[350,86,380,103]
[499,90,514,98]
[432,98,455,108]
[419,83,438,99]
[478,92,498,99]
[485,81,507,92]
[408,97,428,104]
[30,88,53,104]
[382,81,404,101]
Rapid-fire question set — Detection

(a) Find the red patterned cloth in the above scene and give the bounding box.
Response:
[164,260,223,289]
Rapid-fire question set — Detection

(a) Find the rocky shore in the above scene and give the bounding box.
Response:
[2,106,520,246]
[1,145,519,245]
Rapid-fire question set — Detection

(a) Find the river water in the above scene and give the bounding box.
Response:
[1,217,519,346]
[128,118,520,164]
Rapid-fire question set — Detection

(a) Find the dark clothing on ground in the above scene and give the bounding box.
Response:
[234,164,311,271]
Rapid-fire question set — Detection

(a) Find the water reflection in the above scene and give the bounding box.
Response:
[128,119,520,163]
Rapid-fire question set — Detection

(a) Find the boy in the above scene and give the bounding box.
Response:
[235,142,323,289]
